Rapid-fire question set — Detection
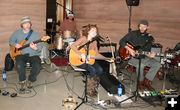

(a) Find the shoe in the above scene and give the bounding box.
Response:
[19,81,26,91]
[139,81,145,90]
[44,58,51,65]
[27,80,33,89]
[144,78,155,91]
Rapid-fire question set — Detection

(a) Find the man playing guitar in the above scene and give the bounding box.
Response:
[9,16,42,91]
[120,20,161,91]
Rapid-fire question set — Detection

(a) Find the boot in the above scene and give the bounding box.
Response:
[19,80,26,91]
[144,78,155,91]
[87,78,97,98]
[93,76,99,82]
[27,80,33,89]
[139,81,144,90]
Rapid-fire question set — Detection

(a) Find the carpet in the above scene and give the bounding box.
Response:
[51,57,69,66]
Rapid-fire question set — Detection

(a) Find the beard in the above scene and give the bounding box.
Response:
[140,29,147,34]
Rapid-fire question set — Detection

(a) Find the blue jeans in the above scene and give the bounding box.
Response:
[77,62,103,78]
[15,54,41,82]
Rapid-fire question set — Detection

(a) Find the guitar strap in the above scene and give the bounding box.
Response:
[25,29,33,41]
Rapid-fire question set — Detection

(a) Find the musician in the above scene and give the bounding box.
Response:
[70,24,113,97]
[59,13,77,39]
[120,20,161,91]
[9,16,42,91]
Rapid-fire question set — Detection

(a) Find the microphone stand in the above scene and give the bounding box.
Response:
[74,42,89,110]
[56,2,74,14]
[115,56,142,106]
[128,6,132,32]
[50,21,59,58]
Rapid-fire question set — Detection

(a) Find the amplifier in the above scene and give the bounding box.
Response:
[151,44,162,62]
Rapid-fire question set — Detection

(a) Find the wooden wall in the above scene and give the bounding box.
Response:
[0,0,46,68]
[0,0,180,68]
[73,0,180,52]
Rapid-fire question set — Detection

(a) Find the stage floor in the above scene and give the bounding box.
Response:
[0,62,179,110]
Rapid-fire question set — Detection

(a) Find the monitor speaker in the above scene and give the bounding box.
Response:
[97,52,125,94]
[100,73,125,94]
[126,0,140,6]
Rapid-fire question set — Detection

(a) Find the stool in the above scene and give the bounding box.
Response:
[70,64,87,93]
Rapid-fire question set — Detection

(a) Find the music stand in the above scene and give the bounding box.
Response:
[74,43,90,110]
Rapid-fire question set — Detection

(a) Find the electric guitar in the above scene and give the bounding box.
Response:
[69,48,111,66]
[10,36,50,60]
[120,44,177,60]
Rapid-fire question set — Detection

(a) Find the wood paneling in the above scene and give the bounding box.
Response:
[73,0,180,52]
[0,0,180,68]
[0,0,46,68]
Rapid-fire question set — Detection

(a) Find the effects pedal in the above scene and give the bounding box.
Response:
[10,93,17,98]
[150,91,157,96]
[144,91,151,96]
[139,91,145,97]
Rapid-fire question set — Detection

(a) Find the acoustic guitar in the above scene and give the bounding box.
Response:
[10,36,50,60]
[69,48,111,66]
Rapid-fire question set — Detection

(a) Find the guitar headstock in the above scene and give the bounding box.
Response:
[41,36,50,41]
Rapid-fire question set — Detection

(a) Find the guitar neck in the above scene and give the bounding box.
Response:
[90,56,111,61]
[18,39,41,50]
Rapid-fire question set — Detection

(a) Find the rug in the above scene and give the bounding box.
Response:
[51,57,69,66]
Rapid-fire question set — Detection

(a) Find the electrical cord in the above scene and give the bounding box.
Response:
[0,67,70,98]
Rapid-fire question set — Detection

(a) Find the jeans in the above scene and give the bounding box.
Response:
[15,54,41,82]
[77,62,103,78]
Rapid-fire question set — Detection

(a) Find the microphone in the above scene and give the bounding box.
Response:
[95,34,105,42]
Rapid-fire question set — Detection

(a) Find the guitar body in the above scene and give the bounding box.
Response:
[119,44,134,60]
[69,48,96,66]
[9,36,50,60]
[10,40,26,60]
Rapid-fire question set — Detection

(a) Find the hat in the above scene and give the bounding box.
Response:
[67,13,74,17]
[139,20,149,26]
[20,16,31,26]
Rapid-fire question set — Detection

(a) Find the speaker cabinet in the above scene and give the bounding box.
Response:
[97,52,125,94]
[100,73,125,94]
[126,0,140,6]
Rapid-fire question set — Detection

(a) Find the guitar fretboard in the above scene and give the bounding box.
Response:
[18,39,41,50]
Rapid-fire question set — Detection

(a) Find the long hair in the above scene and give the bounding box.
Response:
[82,24,98,37]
